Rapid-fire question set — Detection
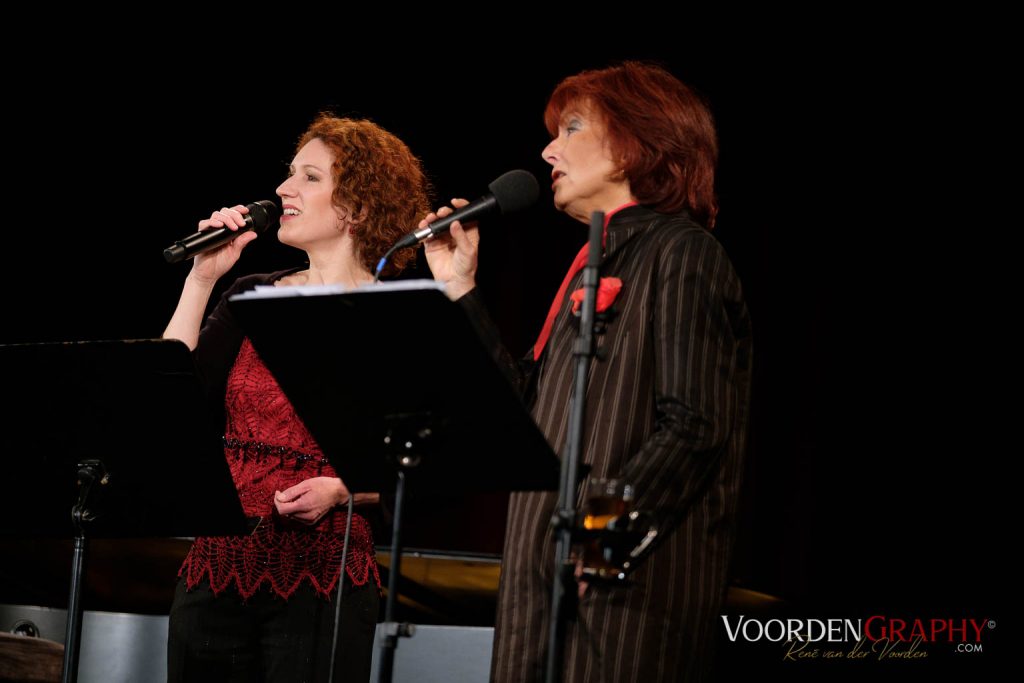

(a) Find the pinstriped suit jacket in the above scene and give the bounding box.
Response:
[464,205,752,682]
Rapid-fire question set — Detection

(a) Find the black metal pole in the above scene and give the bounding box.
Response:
[377,470,409,683]
[545,211,604,683]
[62,460,104,683]
[60,533,86,683]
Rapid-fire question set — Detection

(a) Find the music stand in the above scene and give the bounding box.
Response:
[0,339,249,683]
[229,281,560,683]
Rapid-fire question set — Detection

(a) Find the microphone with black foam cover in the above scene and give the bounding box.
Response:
[163,200,280,263]
[392,169,539,250]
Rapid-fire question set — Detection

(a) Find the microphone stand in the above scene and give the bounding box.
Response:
[62,459,108,683]
[545,211,603,683]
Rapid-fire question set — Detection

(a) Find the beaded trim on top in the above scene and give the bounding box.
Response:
[222,436,330,466]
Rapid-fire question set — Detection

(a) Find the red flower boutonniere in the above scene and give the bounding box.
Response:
[570,277,623,315]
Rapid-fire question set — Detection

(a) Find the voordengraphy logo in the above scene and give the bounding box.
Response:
[721,615,996,661]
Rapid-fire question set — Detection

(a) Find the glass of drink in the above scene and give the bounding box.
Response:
[579,478,633,579]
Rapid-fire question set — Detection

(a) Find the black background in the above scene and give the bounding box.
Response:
[1,25,1006,676]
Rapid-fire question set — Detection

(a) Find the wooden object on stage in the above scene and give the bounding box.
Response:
[376,550,501,625]
[0,631,63,683]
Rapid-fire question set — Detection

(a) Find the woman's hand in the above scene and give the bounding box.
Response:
[162,203,258,350]
[273,477,380,525]
[421,198,479,300]
[274,477,348,525]
[575,559,589,598]
[189,204,259,286]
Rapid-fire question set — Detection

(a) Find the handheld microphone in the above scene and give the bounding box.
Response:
[391,169,539,250]
[163,200,279,263]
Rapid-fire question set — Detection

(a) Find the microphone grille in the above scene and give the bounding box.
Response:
[488,170,539,215]
[247,200,280,233]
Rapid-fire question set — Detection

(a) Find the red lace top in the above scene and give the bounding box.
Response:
[179,338,380,599]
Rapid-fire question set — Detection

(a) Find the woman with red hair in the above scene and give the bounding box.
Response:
[164,114,431,682]
[426,62,752,682]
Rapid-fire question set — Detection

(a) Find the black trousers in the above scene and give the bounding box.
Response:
[167,578,379,683]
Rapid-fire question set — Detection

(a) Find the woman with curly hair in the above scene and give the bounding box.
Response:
[164,114,431,683]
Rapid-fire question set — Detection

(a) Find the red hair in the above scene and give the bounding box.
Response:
[297,114,432,275]
[544,62,719,227]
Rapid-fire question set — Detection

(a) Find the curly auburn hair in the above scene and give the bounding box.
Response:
[544,62,719,228]
[296,114,432,275]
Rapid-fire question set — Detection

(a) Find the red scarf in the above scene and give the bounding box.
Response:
[532,202,637,360]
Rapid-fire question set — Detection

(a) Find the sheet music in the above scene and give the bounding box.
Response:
[229,278,447,301]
